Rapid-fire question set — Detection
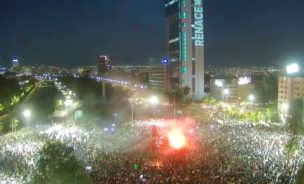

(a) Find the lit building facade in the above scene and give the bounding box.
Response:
[98,55,111,75]
[278,75,304,122]
[165,0,204,100]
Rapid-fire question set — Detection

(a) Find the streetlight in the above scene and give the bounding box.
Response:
[23,109,31,127]
[64,99,73,122]
[282,103,289,111]
[149,95,159,118]
[223,89,229,102]
[248,94,255,102]
[282,103,289,124]
[162,58,170,93]
[286,63,299,74]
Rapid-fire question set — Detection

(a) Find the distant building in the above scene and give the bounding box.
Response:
[0,66,6,74]
[148,65,168,93]
[11,58,19,68]
[87,66,98,76]
[21,66,34,75]
[209,78,255,103]
[98,55,111,75]
[165,0,205,100]
[48,66,61,75]
[34,65,47,75]
[278,75,304,122]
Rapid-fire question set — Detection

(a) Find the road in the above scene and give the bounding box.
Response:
[0,81,61,133]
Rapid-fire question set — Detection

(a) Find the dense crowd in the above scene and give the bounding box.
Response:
[0,120,303,183]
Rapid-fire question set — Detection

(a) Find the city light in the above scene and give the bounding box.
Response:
[248,94,255,102]
[282,103,289,111]
[23,109,31,118]
[223,89,229,95]
[215,79,224,87]
[162,58,169,64]
[238,76,251,85]
[149,95,159,105]
[149,95,159,118]
[64,99,73,106]
[23,109,31,127]
[286,63,299,74]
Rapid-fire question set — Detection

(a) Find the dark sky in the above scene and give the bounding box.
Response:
[0,0,304,68]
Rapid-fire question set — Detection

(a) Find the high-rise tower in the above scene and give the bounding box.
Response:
[98,55,111,75]
[165,0,204,100]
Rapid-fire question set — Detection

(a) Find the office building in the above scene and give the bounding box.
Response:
[165,0,205,100]
[148,65,168,93]
[278,75,304,122]
[98,55,111,75]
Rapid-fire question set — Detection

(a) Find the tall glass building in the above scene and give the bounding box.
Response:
[165,0,204,100]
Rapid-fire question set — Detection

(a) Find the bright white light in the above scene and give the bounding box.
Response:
[248,94,255,101]
[215,79,224,87]
[23,109,31,118]
[286,63,299,74]
[64,99,73,106]
[282,103,289,111]
[149,96,159,104]
[85,166,92,171]
[238,76,251,85]
[223,89,229,95]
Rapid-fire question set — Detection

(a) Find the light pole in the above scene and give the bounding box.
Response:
[23,109,31,127]
[64,99,73,123]
[282,103,289,124]
[162,58,170,93]
[149,95,159,118]
[223,89,229,102]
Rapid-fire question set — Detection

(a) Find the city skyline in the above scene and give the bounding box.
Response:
[0,0,304,67]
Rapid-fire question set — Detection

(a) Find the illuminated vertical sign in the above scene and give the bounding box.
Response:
[193,0,204,46]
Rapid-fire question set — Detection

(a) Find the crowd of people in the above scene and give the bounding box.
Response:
[0,119,303,183]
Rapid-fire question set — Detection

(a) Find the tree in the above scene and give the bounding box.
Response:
[288,99,304,135]
[33,141,92,184]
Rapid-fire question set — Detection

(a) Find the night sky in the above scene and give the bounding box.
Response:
[0,0,304,68]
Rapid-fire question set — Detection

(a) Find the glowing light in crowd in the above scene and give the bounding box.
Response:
[167,128,186,149]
